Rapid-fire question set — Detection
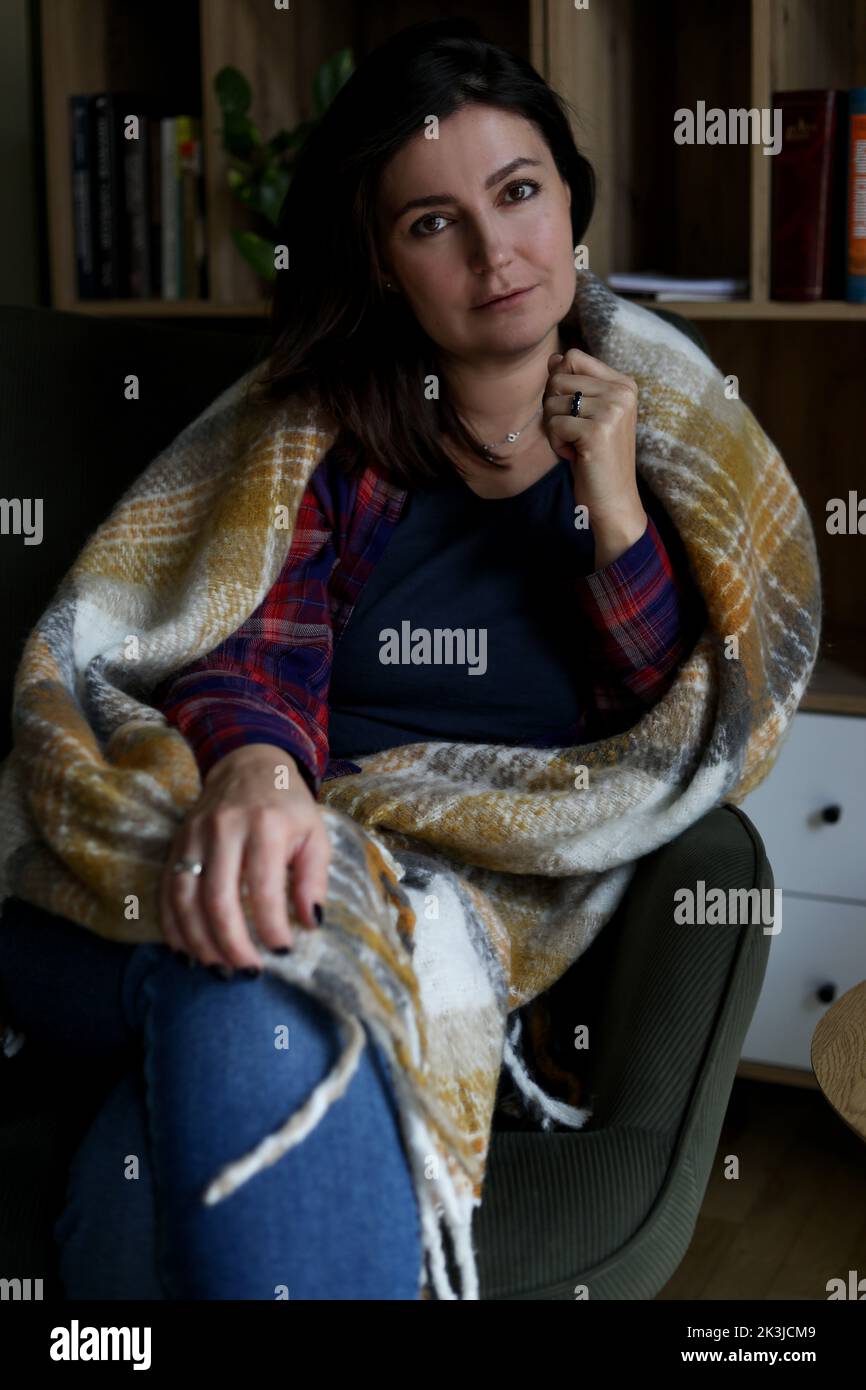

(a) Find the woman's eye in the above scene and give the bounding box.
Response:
[504,179,542,203]
[409,180,542,237]
[411,213,450,238]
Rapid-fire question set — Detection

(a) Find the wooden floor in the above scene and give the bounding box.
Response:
[656,1077,866,1300]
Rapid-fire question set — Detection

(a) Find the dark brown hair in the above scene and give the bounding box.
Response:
[248,17,596,487]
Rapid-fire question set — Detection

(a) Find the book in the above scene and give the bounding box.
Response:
[72,91,162,299]
[146,115,163,298]
[845,87,866,303]
[653,292,740,302]
[770,90,848,300]
[160,117,179,300]
[91,93,128,297]
[69,96,96,298]
[124,110,158,298]
[176,116,207,300]
[607,272,748,299]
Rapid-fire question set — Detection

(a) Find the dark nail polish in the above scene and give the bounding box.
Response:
[274,947,292,956]
[313,903,323,925]
[241,967,261,979]
[208,964,233,980]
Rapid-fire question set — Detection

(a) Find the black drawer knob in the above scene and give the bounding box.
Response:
[816,983,837,1004]
[820,804,842,824]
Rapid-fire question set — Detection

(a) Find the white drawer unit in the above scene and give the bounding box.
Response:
[740,895,866,1071]
[736,711,866,903]
[736,710,866,1077]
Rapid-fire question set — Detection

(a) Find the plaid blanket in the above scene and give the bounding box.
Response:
[0,271,821,1298]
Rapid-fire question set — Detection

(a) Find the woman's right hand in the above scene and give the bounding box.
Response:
[160,744,331,971]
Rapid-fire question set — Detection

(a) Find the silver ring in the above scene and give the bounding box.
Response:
[570,391,583,417]
[172,858,204,876]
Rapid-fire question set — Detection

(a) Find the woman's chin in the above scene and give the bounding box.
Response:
[470,315,556,353]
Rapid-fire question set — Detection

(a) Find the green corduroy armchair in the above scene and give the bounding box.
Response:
[0,301,772,1300]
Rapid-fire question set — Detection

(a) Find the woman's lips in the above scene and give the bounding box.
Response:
[474,286,536,311]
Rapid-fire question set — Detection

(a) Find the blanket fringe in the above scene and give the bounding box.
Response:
[200,1006,367,1204]
[502,1012,593,1131]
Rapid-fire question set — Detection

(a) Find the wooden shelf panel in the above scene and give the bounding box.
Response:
[802,649,866,718]
[62,298,270,317]
[632,298,866,320]
[64,295,866,322]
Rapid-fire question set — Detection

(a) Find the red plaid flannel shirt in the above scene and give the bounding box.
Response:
[153,452,705,797]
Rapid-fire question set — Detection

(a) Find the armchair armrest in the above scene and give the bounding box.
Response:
[576,803,774,1137]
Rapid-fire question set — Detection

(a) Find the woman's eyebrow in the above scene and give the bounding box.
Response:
[390,156,544,224]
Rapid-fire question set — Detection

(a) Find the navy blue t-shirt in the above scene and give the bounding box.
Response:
[327,457,601,760]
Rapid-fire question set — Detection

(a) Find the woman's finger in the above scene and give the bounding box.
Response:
[548,346,630,384]
[543,391,597,421]
[289,824,332,930]
[544,371,605,403]
[167,826,223,966]
[159,840,186,954]
[198,810,264,970]
[241,810,297,952]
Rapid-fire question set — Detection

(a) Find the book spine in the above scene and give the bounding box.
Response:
[124,111,151,298]
[91,94,115,296]
[189,118,207,298]
[176,116,201,300]
[846,87,866,303]
[189,119,207,298]
[194,150,208,300]
[147,116,162,298]
[770,90,842,301]
[160,117,178,299]
[99,94,133,296]
[69,95,96,298]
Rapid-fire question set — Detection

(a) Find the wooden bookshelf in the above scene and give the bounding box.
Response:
[36,0,866,715]
[38,0,866,318]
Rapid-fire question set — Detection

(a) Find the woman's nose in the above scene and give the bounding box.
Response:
[465,216,513,276]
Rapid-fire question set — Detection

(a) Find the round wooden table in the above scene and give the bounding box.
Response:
[811,979,866,1143]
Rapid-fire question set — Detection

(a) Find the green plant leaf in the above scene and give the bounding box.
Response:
[231,229,277,282]
[231,168,288,226]
[215,66,252,116]
[221,50,353,278]
[255,167,292,227]
[312,48,354,118]
[226,167,246,192]
[222,110,263,161]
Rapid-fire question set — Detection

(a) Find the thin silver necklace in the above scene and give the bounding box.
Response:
[479,402,544,460]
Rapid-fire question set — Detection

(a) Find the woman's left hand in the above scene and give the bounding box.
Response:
[543,348,647,559]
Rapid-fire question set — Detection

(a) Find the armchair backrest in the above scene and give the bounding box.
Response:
[0,307,267,760]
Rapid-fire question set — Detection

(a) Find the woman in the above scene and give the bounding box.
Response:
[0,18,703,1300]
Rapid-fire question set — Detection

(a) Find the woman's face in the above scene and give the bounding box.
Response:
[376,103,576,364]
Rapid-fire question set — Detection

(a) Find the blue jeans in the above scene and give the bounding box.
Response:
[0,897,423,1299]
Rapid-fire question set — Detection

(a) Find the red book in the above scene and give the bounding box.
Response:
[771,90,848,300]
